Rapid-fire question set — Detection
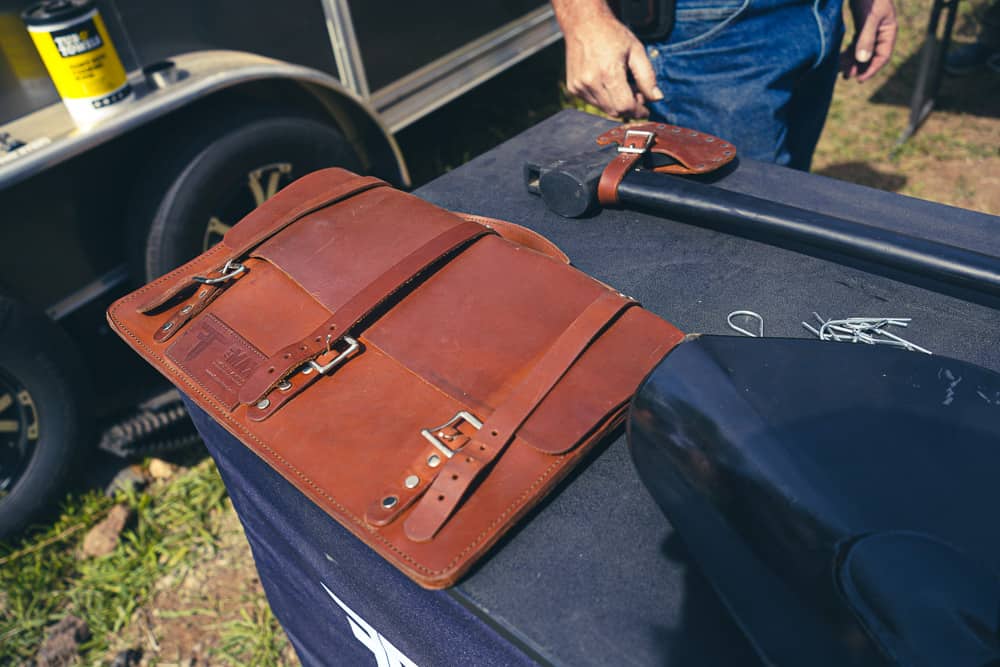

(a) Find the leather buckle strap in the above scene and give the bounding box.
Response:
[245,336,361,421]
[363,289,636,540]
[596,122,736,207]
[365,411,483,527]
[421,411,484,460]
[139,170,388,336]
[308,336,361,375]
[242,220,495,414]
[150,260,250,343]
[192,259,246,285]
[617,129,655,154]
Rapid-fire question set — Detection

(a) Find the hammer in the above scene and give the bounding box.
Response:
[524,122,1000,302]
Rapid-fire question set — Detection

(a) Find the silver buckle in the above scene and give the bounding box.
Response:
[420,410,483,459]
[617,129,655,154]
[192,259,246,285]
[308,336,360,374]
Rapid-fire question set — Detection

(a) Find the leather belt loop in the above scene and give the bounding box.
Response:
[241,220,495,410]
[399,289,636,542]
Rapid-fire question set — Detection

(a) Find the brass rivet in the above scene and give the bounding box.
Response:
[277,380,292,391]
[180,305,193,314]
[404,475,419,489]
[256,398,270,409]
[382,496,398,509]
[162,321,173,331]
[427,454,441,468]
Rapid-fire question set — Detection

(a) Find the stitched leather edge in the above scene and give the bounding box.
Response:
[107,279,615,585]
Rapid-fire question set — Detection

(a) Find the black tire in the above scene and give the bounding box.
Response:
[129,112,363,282]
[0,296,90,540]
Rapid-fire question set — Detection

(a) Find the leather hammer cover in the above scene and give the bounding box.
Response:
[107,168,683,588]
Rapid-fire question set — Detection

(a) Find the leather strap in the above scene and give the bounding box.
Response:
[241,220,494,407]
[597,131,651,206]
[454,213,570,264]
[151,272,242,344]
[400,290,635,542]
[596,123,736,207]
[139,173,388,318]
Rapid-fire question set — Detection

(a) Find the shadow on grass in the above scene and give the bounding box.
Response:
[867,36,1000,119]
[813,162,908,191]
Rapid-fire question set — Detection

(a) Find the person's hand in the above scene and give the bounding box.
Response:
[553,0,663,118]
[841,0,898,82]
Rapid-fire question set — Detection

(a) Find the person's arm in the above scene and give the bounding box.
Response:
[841,0,898,82]
[551,0,664,118]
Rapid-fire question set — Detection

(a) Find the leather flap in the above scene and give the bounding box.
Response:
[250,186,473,315]
[222,167,387,252]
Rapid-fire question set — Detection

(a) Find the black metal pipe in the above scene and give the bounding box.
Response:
[618,170,1000,298]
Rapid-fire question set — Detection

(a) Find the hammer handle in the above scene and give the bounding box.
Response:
[619,170,1000,300]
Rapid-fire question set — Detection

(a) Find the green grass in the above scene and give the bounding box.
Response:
[0,458,229,664]
[214,598,292,666]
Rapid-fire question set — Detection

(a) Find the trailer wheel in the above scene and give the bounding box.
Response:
[0,296,89,540]
[130,113,362,282]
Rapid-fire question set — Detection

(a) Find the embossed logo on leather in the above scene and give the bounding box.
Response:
[166,314,265,410]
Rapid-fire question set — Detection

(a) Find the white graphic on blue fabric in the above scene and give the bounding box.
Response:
[321,582,418,667]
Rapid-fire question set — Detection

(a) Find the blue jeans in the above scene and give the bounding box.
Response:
[646,0,845,170]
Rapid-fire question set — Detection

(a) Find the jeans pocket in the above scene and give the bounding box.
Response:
[658,0,752,53]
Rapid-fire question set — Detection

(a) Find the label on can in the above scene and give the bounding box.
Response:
[27,8,133,125]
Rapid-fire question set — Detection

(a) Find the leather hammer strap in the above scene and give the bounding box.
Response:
[597,132,650,207]
[139,174,388,326]
[399,290,635,542]
[241,221,493,408]
[596,123,736,207]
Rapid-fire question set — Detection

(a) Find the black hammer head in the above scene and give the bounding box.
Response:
[523,146,617,218]
[524,145,680,218]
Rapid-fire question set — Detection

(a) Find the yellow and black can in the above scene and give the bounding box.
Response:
[21,0,133,126]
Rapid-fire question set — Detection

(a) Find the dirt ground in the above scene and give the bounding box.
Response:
[811,0,1000,215]
[813,70,1000,216]
[103,498,298,666]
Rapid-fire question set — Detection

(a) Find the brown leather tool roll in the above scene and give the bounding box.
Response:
[108,168,684,588]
